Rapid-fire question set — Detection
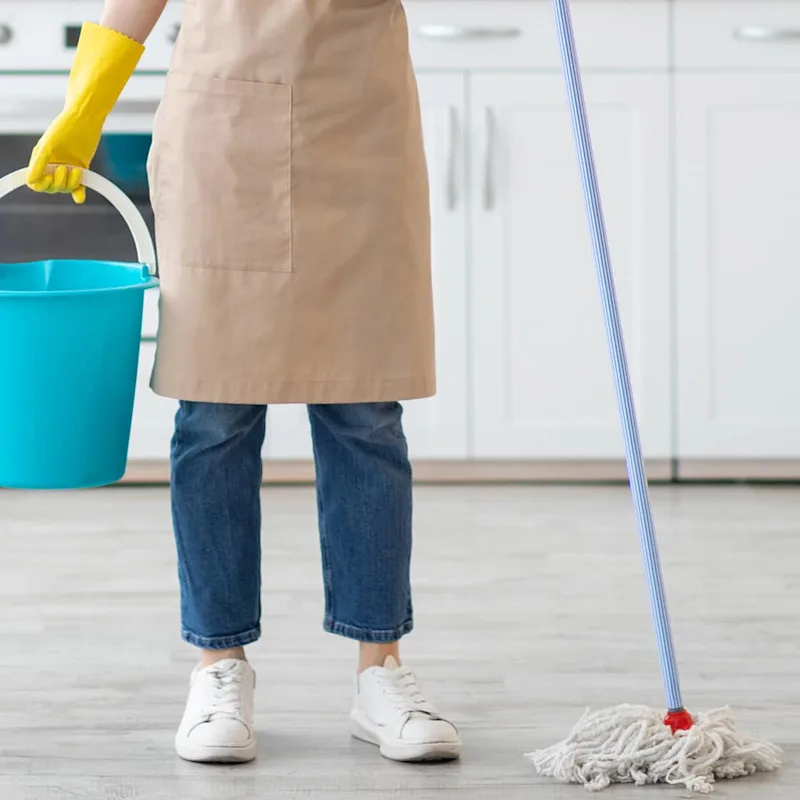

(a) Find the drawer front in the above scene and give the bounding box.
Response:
[142,288,159,339]
[675,2,800,70]
[128,343,177,461]
[0,2,183,72]
[405,2,669,71]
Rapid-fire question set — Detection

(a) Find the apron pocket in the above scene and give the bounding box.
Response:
[153,73,292,273]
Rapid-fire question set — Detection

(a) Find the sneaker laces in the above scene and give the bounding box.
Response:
[199,663,245,721]
[379,666,439,719]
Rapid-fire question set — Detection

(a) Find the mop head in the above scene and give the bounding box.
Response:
[526,704,781,794]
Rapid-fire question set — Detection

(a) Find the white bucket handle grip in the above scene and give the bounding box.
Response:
[0,167,157,277]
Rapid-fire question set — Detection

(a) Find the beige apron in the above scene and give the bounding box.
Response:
[146,0,435,405]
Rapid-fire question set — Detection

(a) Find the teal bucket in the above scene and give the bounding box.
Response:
[0,168,159,490]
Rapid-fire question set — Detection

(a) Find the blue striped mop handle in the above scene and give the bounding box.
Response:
[551,0,685,717]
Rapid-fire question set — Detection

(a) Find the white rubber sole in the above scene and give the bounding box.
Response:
[175,734,257,764]
[350,710,461,763]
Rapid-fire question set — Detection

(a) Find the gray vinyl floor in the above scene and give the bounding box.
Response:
[0,484,797,799]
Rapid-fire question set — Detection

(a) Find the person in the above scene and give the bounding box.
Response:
[28,0,461,765]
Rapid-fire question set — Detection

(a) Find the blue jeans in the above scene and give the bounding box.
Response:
[170,401,414,649]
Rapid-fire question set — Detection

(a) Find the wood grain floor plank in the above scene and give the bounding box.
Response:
[0,485,797,798]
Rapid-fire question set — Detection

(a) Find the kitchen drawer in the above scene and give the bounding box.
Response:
[675,2,800,70]
[0,2,183,72]
[405,2,669,71]
[142,288,159,339]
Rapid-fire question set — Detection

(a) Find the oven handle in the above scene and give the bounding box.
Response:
[2,99,161,116]
[0,168,157,277]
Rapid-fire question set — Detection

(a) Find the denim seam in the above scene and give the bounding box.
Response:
[310,421,336,627]
[182,625,261,650]
[324,617,413,643]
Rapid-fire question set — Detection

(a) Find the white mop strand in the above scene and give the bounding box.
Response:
[526,705,782,794]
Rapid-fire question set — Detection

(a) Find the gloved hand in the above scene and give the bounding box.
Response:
[27,22,144,204]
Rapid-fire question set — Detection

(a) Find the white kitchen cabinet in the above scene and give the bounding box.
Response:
[469,73,672,460]
[674,2,800,72]
[675,74,800,462]
[264,72,470,462]
[405,1,668,72]
[131,1,800,476]
[127,343,178,460]
[401,72,469,459]
[262,404,311,461]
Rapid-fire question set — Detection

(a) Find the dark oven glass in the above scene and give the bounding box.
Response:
[0,134,155,263]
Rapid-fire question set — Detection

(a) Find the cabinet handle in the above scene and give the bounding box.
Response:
[446,106,459,211]
[733,26,800,43]
[418,25,522,41]
[2,98,160,116]
[113,100,162,115]
[483,108,496,212]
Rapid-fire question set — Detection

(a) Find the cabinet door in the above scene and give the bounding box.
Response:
[676,75,800,460]
[128,344,178,460]
[265,72,469,461]
[470,74,672,459]
[402,72,469,459]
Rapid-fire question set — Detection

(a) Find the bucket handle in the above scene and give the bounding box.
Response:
[0,168,157,277]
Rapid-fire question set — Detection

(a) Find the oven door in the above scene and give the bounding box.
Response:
[0,74,164,265]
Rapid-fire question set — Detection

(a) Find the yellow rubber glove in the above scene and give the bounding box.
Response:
[27,22,144,204]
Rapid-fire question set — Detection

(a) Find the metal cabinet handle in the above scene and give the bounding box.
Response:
[483,108,496,212]
[0,23,13,45]
[733,26,800,43]
[1,99,160,116]
[446,106,459,211]
[110,100,162,115]
[418,24,522,41]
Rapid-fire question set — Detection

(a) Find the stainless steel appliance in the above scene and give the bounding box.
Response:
[0,0,182,263]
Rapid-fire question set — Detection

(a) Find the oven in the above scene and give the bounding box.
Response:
[0,77,166,264]
[0,2,186,468]
[0,0,184,371]
[0,1,182,265]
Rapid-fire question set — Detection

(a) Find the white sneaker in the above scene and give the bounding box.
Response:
[350,656,462,762]
[174,658,257,763]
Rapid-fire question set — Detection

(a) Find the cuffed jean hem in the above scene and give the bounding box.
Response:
[324,618,413,643]
[182,625,261,650]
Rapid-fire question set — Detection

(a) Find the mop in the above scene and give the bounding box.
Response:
[525,1,783,793]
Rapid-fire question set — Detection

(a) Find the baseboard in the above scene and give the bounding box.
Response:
[54,458,800,487]
[677,459,800,481]
[119,459,674,485]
